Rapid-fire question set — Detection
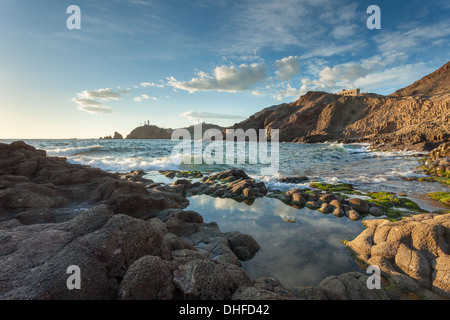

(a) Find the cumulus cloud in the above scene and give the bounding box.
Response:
[300,63,372,93]
[168,63,268,93]
[179,111,245,121]
[140,82,164,88]
[73,88,121,114]
[275,56,300,81]
[134,94,158,102]
[271,84,307,101]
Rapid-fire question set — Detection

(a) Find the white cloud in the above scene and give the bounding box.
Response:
[180,111,245,121]
[275,56,300,81]
[297,60,435,95]
[251,90,266,96]
[72,98,112,114]
[331,24,358,40]
[299,62,373,93]
[271,84,307,101]
[77,88,121,101]
[134,94,157,102]
[140,82,164,88]
[168,63,268,93]
[77,105,113,114]
[300,42,361,59]
[73,88,121,114]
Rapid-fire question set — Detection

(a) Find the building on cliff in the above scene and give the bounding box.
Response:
[337,89,360,96]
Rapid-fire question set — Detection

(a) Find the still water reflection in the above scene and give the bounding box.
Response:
[187,195,369,289]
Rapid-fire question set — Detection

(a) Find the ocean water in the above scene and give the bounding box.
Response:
[2,138,448,287]
[4,138,446,197]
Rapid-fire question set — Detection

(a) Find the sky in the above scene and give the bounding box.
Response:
[0,0,449,139]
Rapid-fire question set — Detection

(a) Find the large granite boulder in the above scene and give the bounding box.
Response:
[346,213,450,298]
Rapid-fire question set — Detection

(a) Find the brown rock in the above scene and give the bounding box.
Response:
[347,210,361,221]
[347,198,370,215]
[306,201,320,210]
[319,203,333,214]
[291,192,306,206]
[243,187,256,199]
[394,244,431,289]
[431,255,450,295]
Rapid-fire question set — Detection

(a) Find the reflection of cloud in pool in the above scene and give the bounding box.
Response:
[187,195,366,288]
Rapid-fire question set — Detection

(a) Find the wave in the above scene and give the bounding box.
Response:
[47,145,103,157]
[67,154,182,172]
[368,149,423,158]
[344,145,370,155]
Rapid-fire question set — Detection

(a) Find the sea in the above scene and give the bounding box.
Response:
[2,138,448,288]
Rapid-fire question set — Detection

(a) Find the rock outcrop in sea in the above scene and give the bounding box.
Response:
[124,123,224,140]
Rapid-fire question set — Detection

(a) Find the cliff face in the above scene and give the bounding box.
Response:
[229,61,450,149]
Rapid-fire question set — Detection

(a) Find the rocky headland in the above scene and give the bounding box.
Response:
[125,123,224,140]
[228,61,450,152]
[1,141,449,300]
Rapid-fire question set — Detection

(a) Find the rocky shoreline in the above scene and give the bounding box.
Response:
[0,141,449,300]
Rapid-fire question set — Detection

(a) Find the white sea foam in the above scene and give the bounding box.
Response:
[68,155,182,172]
[47,145,103,157]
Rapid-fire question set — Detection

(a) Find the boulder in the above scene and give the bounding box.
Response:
[306,201,320,210]
[369,206,385,217]
[173,259,253,300]
[225,231,260,261]
[347,198,370,215]
[319,272,388,300]
[119,256,177,300]
[319,203,333,214]
[278,176,308,184]
[347,210,361,221]
[291,193,306,206]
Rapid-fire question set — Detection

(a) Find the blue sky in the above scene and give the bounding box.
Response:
[0,0,449,138]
